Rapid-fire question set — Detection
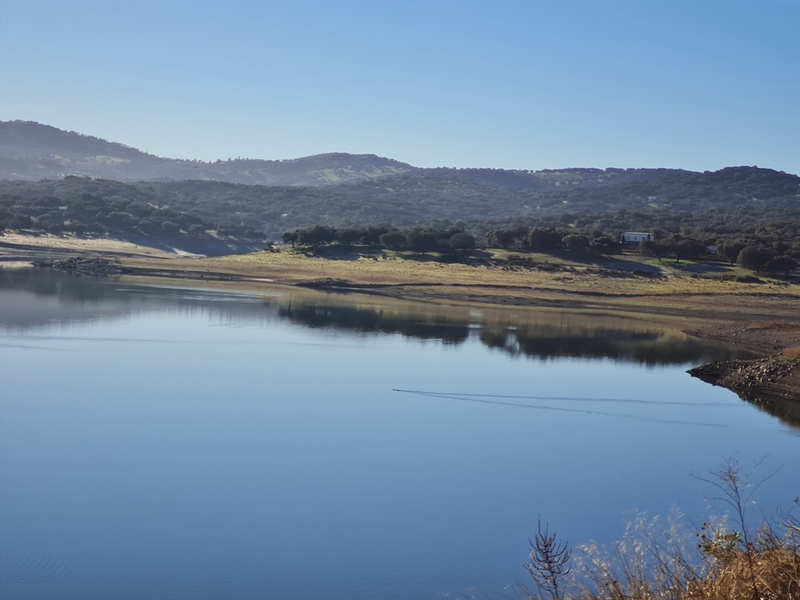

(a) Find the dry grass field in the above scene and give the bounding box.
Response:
[5,234,800,327]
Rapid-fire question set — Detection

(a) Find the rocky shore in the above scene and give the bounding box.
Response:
[687,323,800,426]
[688,353,800,401]
[33,256,123,276]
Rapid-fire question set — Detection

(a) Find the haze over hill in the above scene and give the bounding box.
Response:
[0,121,416,186]
[1,121,693,189]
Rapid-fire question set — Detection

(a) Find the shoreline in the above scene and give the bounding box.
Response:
[4,234,800,404]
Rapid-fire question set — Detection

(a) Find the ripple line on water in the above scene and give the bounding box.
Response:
[393,389,731,428]
[392,389,735,408]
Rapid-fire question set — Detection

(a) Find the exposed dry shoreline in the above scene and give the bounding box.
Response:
[686,323,800,405]
[4,233,800,404]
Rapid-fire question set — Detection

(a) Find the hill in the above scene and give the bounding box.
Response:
[1,121,798,248]
[0,121,694,190]
[0,121,415,186]
[1,166,797,242]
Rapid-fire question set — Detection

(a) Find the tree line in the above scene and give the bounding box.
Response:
[0,179,265,242]
[482,223,799,273]
[281,225,476,253]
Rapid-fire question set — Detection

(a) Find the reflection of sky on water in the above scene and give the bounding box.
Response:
[1,268,798,600]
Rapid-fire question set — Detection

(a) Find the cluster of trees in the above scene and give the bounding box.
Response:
[481,224,800,274]
[484,226,621,255]
[274,216,800,278]
[473,204,800,250]
[640,237,799,272]
[282,225,476,253]
[2,166,797,241]
[731,244,798,273]
[0,179,264,241]
[1,167,798,264]
[639,238,708,261]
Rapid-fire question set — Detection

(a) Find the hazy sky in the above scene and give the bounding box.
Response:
[1,0,798,173]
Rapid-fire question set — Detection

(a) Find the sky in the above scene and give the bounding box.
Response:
[1,0,798,173]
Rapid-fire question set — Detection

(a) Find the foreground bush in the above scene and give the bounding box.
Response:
[521,457,800,600]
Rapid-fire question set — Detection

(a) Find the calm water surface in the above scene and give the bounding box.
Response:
[1,268,798,599]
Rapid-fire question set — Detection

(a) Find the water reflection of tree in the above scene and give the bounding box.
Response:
[278,305,470,344]
[1,269,758,367]
[278,304,753,365]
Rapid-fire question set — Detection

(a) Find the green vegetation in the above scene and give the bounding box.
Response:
[0,177,265,243]
[282,224,476,253]
[280,222,799,278]
[2,124,799,244]
[2,123,798,273]
[1,166,798,246]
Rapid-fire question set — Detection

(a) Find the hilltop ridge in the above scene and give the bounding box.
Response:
[0,121,702,188]
[1,121,798,241]
[0,121,416,185]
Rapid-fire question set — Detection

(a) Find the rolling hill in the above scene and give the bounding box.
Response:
[1,121,798,246]
[0,121,415,186]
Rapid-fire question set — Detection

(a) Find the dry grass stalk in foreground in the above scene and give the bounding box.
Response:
[521,458,800,600]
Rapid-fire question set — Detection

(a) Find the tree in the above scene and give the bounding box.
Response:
[486,229,519,249]
[281,231,298,247]
[297,225,336,246]
[406,229,440,253]
[525,518,571,600]
[590,235,620,256]
[527,228,563,251]
[188,224,207,237]
[447,232,475,252]
[362,226,390,245]
[640,239,673,260]
[563,234,590,253]
[765,255,798,275]
[718,240,746,265]
[215,222,240,239]
[737,245,775,272]
[8,215,32,230]
[161,221,180,236]
[674,238,705,262]
[336,228,363,245]
[379,230,407,250]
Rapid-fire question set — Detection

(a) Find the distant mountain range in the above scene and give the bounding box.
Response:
[1,120,799,243]
[1,120,690,188]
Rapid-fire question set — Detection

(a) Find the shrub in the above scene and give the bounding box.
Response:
[520,457,800,600]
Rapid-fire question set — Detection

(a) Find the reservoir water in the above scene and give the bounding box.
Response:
[1,267,798,599]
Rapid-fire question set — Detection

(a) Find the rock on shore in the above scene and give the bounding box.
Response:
[689,353,800,402]
[33,256,122,276]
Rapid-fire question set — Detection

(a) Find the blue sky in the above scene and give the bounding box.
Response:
[1,0,798,173]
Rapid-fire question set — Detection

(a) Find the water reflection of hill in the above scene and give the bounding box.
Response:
[278,304,754,366]
[0,267,281,329]
[1,267,754,367]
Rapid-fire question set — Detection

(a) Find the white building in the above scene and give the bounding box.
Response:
[621,232,654,245]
